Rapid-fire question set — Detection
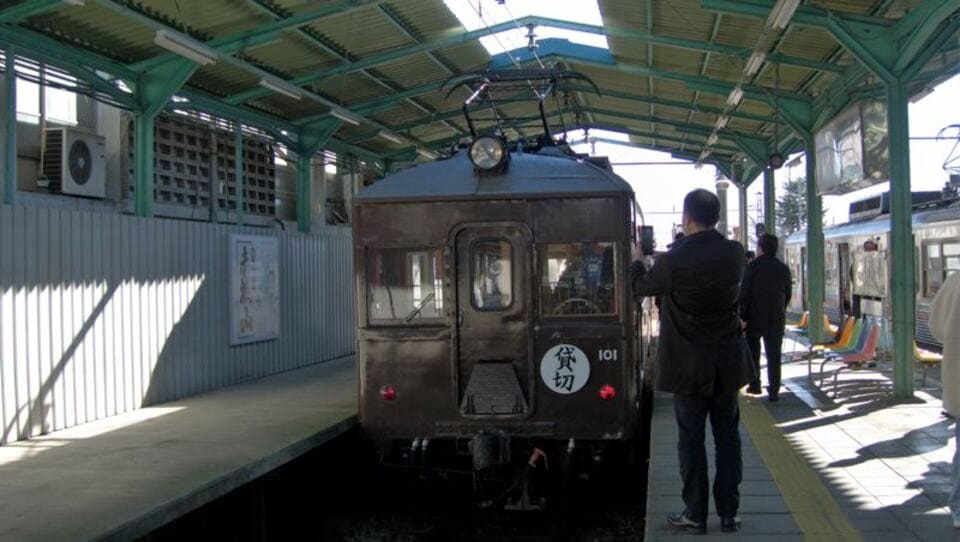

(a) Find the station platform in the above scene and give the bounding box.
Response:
[645,344,957,541]
[0,356,357,541]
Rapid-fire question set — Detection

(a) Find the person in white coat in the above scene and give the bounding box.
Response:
[930,271,960,528]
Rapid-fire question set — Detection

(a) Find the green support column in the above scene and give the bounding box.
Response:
[764,168,776,234]
[805,145,825,344]
[4,46,16,205]
[133,59,198,218]
[235,123,244,226]
[133,113,155,217]
[887,80,915,398]
[295,121,342,233]
[738,182,749,248]
[296,153,312,234]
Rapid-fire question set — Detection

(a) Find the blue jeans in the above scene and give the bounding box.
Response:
[952,420,960,521]
[673,391,743,522]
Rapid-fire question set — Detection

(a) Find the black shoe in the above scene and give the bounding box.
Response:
[667,511,706,534]
[721,515,741,532]
[746,385,761,395]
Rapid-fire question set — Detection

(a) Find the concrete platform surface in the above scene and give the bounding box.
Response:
[646,343,960,541]
[0,356,357,541]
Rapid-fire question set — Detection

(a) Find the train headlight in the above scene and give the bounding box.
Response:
[469,136,508,171]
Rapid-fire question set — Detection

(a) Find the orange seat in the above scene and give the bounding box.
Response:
[820,322,880,396]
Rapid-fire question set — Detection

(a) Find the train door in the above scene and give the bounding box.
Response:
[454,225,533,418]
[838,243,852,317]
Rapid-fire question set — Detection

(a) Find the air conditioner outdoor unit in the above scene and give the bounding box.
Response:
[42,127,106,198]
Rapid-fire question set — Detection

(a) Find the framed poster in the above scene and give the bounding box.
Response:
[229,234,280,345]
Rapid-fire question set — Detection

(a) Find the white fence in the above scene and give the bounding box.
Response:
[0,204,355,444]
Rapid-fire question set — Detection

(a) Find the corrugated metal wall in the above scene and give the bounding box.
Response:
[0,204,355,444]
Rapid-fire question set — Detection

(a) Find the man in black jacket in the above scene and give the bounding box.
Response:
[631,189,751,534]
[740,234,792,401]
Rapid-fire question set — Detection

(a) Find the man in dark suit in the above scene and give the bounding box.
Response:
[740,234,792,401]
[631,189,751,534]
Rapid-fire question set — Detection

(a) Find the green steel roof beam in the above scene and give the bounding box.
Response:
[90,0,427,148]
[0,0,72,23]
[582,107,768,145]
[532,16,844,74]
[901,11,960,81]
[700,0,893,29]
[0,27,138,108]
[225,13,840,105]
[374,3,472,136]
[244,0,463,138]
[646,0,656,146]
[224,17,526,105]
[295,120,342,233]
[559,57,810,106]
[127,0,386,72]
[566,85,776,124]
[0,23,140,81]
[683,12,723,153]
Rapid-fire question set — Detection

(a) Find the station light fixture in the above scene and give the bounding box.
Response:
[715,115,730,130]
[329,108,361,126]
[377,130,404,144]
[766,0,800,30]
[699,149,711,161]
[744,51,767,77]
[259,77,303,101]
[417,148,439,160]
[726,86,743,107]
[469,136,508,172]
[154,29,219,66]
[706,134,718,146]
[63,0,85,5]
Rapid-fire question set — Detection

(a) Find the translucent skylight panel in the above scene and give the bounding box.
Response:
[444,0,610,56]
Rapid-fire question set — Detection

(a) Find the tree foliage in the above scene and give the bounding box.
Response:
[777,177,826,234]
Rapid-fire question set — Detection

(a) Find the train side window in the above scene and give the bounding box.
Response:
[924,243,943,297]
[944,242,960,276]
[367,248,444,324]
[471,240,513,311]
[540,242,617,317]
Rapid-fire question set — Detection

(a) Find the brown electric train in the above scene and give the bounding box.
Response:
[352,69,655,508]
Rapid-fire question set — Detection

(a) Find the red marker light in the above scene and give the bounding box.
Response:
[379,385,396,401]
[599,385,616,400]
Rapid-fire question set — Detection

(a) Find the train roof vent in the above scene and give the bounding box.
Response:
[848,191,942,221]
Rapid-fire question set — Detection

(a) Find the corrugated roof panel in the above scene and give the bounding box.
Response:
[26,4,159,63]
[304,8,414,59]
[386,0,467,39]
[136,0,270,39]
[315,72,394,105]
[371,54,452,89]
[247,31,344,76]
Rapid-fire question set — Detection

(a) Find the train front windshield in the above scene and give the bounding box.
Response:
[540,242,617,316]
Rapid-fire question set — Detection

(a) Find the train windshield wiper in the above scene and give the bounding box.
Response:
[402,292,436,323]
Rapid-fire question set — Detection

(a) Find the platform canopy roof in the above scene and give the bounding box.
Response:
[0,0,958,185]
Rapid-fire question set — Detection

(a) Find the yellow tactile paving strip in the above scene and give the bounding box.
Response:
[739,393,864,541]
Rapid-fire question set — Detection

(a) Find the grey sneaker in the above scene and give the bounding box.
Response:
[667,511,706,534]
[721,515,741,532]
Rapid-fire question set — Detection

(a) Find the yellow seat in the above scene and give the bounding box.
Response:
[914,341,943,387]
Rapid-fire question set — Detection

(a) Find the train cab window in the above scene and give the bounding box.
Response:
[367,248,444,324]
[540,242,616,316]
[472,240,513,310]
[923,241,960,298]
